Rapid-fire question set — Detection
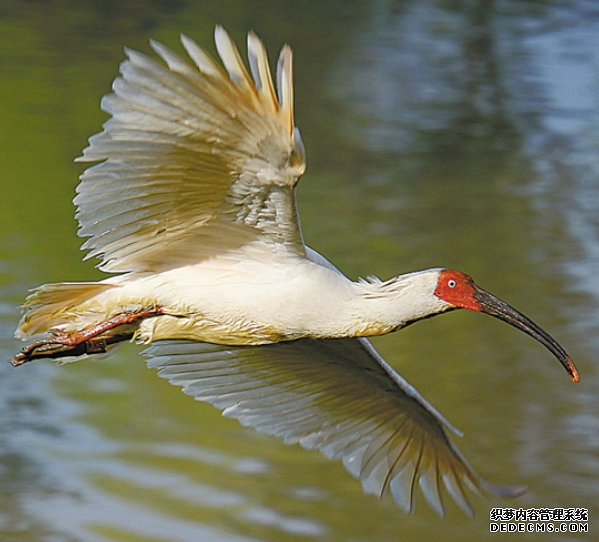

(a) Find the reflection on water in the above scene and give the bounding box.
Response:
[1,1,598,541]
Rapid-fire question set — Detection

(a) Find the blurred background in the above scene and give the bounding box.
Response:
[0,1,598,540]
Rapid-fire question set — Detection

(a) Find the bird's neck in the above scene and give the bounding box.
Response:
[340,270,451,338]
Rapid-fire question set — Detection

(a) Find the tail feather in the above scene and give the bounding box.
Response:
[16,282,114,339]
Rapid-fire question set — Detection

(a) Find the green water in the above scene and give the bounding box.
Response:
[0,1,597,541]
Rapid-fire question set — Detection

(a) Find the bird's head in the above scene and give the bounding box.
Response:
[433,269,580,383]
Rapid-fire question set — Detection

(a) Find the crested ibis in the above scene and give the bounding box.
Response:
[11,26,579,517]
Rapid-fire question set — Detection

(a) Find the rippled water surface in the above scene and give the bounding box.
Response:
[1,2,598,541]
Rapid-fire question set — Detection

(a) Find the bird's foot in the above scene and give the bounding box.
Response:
[10,306,164,366]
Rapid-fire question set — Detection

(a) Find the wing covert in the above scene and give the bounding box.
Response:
[76,27,306,273]
[144,337,525,516]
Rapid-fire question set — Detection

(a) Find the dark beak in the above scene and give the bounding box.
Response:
[473,286,580,383]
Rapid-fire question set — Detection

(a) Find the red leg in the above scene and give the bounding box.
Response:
[11,306,164,366]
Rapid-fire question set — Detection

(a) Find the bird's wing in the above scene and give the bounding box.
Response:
[76,27,306,273]
[144,337,525,517]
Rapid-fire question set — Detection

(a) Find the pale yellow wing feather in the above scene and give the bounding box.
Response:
[145,338,525,516]
[277,45,294,135]
[76,28,306,273]
[180,33,223,77]
[214,25,258,102]
[247,32,278,113]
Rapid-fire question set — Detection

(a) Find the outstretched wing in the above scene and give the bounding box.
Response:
[144,337,525,517]
[76,27,306,273]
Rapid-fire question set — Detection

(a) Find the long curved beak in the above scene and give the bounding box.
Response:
[473,286,580,383]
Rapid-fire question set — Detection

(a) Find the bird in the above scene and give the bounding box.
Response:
[10,26,579,518]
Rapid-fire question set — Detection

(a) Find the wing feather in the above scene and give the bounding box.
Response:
[277,46,294,134]
[247,32,278,111]
[180,33,224,77]
[76,28,306,272]
[214,26,257,97]
[418,451,445,517]
[144,338,526,516]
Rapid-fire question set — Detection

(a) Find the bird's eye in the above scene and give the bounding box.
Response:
[448,279,457,288]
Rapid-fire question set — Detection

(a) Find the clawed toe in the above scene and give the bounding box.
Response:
[11,336,74,366]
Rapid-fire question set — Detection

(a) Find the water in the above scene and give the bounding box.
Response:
[1,1,598,540]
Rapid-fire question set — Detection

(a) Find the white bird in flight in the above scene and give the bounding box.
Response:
[11,26,579,517]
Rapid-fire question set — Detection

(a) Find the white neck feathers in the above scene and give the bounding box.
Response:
[344,269,452,337]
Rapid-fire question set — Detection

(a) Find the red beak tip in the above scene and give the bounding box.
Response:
[566,358,581,383]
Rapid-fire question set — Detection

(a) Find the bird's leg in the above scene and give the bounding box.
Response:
[11,306,165,366]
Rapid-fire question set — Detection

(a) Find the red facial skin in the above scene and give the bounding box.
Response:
[434,269,483,312]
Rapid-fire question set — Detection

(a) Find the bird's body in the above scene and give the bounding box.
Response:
[11,26,579,517]
[18,247,447,347]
